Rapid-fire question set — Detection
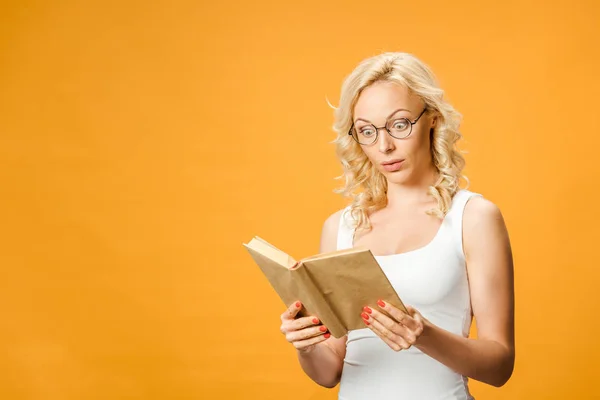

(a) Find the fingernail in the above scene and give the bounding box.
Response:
[361,312,369,320]
[363,319,370,326]
[312,318,319,324]
[363,306,372,314]
[319,326,327,332]
[324,333,331,339]
[296,301,301,308]
[377,299,386,308]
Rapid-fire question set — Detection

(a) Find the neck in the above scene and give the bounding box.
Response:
[385,165,439,209]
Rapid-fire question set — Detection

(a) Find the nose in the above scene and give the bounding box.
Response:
[378,128,395,154]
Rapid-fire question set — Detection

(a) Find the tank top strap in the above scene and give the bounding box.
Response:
[445,189,483,259]
[336,206,355,250]
[336,189,483,254]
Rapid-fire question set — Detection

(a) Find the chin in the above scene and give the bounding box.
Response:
[382,169,411,185]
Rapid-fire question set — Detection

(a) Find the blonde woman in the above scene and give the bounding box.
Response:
[279,52,515,399]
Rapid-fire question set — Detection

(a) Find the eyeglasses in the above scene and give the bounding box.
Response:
[348,107,428,145]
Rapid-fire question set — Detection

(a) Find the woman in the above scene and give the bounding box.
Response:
[279,52,515,399]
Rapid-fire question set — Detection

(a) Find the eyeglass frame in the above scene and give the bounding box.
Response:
[347,107,428,145]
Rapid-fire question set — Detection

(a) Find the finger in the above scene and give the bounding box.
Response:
[294,332,330,351]
[366,315,411,350]
[281,301,303,321]
[397,305,422,332]
[376,300,418,331]
[410,308,425,338]
[287,316,322,332]
[367,304,422,346]
[365,306,409,337]
[287,324,329,343]
[362,307,414,349]
[366,321,405,352]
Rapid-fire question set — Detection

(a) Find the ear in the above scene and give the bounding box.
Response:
[431,116,437,129]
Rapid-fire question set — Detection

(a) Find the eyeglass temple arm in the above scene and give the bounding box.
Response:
[412,107,427,124]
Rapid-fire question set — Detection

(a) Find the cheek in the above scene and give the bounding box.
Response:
[407,132,431,158]
[361,147,380,164]
[400,141,423,161]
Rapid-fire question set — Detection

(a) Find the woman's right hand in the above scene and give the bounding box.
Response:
[280,300,330,352]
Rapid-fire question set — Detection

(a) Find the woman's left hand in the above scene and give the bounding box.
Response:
[361,300,428,351]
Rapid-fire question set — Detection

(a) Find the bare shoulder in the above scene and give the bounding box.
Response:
[319,209,345,253]
[463,196,504,227]
[462,196,511,259]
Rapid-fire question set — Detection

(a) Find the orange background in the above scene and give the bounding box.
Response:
[1,1,599,399]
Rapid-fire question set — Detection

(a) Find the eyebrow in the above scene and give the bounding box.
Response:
[354,108,411,124]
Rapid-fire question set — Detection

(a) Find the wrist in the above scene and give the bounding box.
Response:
[415,317,435,350]
[297,343,319,356]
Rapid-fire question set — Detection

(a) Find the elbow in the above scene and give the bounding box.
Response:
[489,370,512,388]
[319,380,340,389]
[316,375,341,389]
[489,351,515,387]
[316,371,342,389]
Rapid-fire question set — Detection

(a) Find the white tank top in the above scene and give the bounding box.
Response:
[336,189,481,400]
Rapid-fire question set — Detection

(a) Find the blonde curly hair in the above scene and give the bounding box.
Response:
[331,52,468,234]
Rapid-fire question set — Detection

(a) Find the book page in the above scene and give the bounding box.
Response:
[300,246,366,262]
[244,237,297,268]
[243,235,349,337]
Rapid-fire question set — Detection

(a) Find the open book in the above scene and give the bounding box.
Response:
[243,236,406,338]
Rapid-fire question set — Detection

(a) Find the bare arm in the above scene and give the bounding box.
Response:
[295,210,347,388]
[428,197,515,384]
[363,197,515,387]
[414,197,515,386]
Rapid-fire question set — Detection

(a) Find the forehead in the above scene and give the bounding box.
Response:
[353,81,421,122]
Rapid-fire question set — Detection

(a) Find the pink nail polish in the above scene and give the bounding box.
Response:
[363,306,372,314]
[377,299,386,308]
[319,326,327,332]
[324,333,331,339]
[312,318,319,324]
[361,312,369,320]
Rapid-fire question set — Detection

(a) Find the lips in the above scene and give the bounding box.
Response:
[381,159,404,172]
[381,159,404,166]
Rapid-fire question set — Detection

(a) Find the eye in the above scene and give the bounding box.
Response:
[359,127,375,137]
[391,119,409,131]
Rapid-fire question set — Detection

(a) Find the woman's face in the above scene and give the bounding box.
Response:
[352,81,436,186]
